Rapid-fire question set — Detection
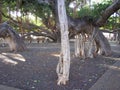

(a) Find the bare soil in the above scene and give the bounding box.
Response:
[0,42,120,90]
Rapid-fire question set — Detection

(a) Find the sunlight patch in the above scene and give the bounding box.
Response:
[2,53,26,62]
[104,56,120,61]
[0,53,26,65]
[0,54,18,65]
[100,64,120,71]
[51,53,60,57]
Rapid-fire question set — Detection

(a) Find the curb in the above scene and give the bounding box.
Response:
[0,85,22,90]
[89,60,120,90]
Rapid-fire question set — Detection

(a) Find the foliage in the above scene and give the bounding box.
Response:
[77,0,112,18]
[77,0,120,30]
[1,0,120,36]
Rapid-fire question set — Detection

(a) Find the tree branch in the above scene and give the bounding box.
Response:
[95,0,120,27]
[100,28,120,33]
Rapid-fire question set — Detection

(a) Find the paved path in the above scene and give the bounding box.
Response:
[89,44,120,90]
[1,62,120,90]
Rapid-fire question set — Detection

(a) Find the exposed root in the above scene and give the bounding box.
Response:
[57,75,68,85]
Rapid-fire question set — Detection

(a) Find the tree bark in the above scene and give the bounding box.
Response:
[79,34,87,58]
[56,0,70,85]
[74,34,86,58]
[94,28,111,55]
[74,34,80,57]
[0,22,26,52]
[87,28,96,58]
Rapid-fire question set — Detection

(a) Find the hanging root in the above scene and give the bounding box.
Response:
[74,34,86,58]
[74,35,80,57]
[87,28,97,58]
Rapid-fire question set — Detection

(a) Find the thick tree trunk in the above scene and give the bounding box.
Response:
[94,28,111,55]
[117,31,120,44]
[68,14,112,56]
[0,22,26,52]
[56,0,70,85]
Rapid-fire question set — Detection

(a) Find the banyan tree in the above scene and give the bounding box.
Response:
[1,0,119,85]
[39,0,120,85]
[0,0,119,85]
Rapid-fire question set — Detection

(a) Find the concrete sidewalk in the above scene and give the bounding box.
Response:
[0,85,22,90]
[89,60,120,90]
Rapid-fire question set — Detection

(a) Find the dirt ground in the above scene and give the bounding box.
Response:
[0,42,120,90]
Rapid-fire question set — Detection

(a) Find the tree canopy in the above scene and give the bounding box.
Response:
[0,0,120,42]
